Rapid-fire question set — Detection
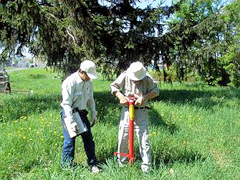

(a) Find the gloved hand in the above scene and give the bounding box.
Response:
[91,111,97,127]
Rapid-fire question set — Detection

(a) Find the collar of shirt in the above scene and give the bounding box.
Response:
[75,70,83,84]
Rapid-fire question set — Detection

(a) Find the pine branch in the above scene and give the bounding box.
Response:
[66,27,76,44]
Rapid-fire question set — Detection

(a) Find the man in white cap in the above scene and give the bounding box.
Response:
[61,60,100,173]
[110,61,159,173]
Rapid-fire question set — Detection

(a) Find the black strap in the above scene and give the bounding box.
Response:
[72,108,88,115]
[135,106,151,110]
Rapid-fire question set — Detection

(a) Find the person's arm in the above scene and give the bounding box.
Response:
[87,81,97,126]
[134,91,159,106]
[143,91,159,101]
[61,80,74,118]
[114,91,128,106]
[61,80,78,132]
[135,76,159,106]
[110,72,128,106]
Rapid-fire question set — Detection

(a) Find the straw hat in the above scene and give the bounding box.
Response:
[80,60,98,79]
[127,61,146,81]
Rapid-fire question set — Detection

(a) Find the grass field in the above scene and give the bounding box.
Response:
[0,68,240,180]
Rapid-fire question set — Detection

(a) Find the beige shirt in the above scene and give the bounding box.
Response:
[61,71,96,118]
[110,71,159,107]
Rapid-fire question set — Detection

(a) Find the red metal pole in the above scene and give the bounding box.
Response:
[114,97,136,165]
[128,99,135,165]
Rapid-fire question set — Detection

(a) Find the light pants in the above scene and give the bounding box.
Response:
[117,107,151,172]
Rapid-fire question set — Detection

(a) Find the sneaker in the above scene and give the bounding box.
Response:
[91,165,101,173]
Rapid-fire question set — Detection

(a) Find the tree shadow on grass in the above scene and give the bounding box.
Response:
[154,89,218,109]
[151,148,206,169]
[94,91,122,126]
[1,90,118,124]
[0,93,61,123]
[153,88,240,110]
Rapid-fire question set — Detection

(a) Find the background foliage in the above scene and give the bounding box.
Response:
[0,0,240,86]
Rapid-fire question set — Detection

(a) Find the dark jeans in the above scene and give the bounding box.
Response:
[61,109,97,167]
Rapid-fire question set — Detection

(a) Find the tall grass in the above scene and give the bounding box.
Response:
[0,68,240,180]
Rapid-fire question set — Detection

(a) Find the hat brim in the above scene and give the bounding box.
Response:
[127,68,146,81]
[87,72,98,79]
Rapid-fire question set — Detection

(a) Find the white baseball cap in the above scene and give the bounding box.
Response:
[127,61,146,81]
[80,60,98,79]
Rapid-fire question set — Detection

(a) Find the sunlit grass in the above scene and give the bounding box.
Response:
[0,68,240,179]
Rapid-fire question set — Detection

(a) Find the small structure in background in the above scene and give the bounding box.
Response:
[0,63,11,93]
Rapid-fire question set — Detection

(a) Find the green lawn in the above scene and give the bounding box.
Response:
[0,68,240,180]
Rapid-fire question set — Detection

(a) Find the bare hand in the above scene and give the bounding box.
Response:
[91,111,97,127]
[120,97,128,106]
[91,119,96,127]
[135,97,145,106]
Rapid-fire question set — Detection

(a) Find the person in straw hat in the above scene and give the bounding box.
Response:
[110,61,159,173]
[60,60,101,173]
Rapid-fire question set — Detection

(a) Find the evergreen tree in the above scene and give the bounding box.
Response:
[0,0,176,79]
[1,0,239,86]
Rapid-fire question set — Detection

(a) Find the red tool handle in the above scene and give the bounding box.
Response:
[114,96,136,165]
[128,98,135,165]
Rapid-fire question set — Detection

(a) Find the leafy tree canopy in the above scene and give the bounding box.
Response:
[0,0,177,78]
[1,0,239,87]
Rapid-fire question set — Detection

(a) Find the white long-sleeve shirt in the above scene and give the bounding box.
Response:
[61,71,96,118]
